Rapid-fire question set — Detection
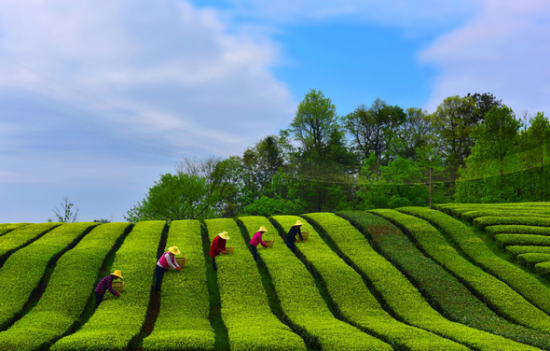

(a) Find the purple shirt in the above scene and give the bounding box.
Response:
[95,275,119,296]
[250,232,267,248]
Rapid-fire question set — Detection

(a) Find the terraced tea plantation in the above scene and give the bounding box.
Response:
[2,202,550,350]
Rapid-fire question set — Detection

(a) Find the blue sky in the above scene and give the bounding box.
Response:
[1,0,549,222]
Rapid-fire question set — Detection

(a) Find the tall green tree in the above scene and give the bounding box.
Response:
[124,173,219,222]
[456,105,522,202]
[430,95,478,177]
[342,97,406,165]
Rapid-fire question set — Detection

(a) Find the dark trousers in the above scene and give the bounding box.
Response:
[212,257,217,272]
[155,265,168,292]
[286,241,296,253]
[94,291,104,309]
[251,245,258,261]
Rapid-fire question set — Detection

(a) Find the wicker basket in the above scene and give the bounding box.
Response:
[264,240,274,247]
[301,232,309,241]
[224,247,234,254]
[176,256,188,268]
[112,281,124,292]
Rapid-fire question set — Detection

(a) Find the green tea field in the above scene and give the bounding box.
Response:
[2,203,550,350]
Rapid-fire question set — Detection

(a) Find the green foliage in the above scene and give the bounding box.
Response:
[517,253,550,269]
[52,221,165,351]
[487,225,550,236]
[474,216,550,228]
[338,210,550,350]
[125,173,220,223]
[507,245,550,257]
[0,223,129,351]
[376,208,550,334]
[143,220,215,351]
[204,218,306,351]
[241,216,390,351]
[0,223,31,237]
[303,213,470,351]
[242,196,286,217]
[535,261,550,279]
[496,234,550,247]
[462,210,550,221]
[0,223,61,260]
[0,222,98,330]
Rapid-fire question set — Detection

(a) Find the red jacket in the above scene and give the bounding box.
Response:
[209,236,226,258]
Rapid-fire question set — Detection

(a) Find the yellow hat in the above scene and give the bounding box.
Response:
[111,270,123,279]
[258,226,267,232]
[294,220,303,227]
[168,246,181,255]
[219,231,230,240]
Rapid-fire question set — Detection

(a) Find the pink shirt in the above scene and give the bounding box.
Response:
[157,252,180,269]
[250,232,267,248]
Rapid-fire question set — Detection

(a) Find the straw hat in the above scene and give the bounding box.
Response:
[258,226,268,233]
[293,220,303,227]
[219,231,230,240]
[111,270,123,279]
[168,246,181,255]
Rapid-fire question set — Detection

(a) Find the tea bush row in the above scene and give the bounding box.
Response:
[52,221,165,351]
[398,207,550,318]
[508,246,550,257]
[0,223,30,237]
[241,216,389,351]
[0,223,130,351]
[303,212,485,351]
[487,225,550,236]
[0,223,61,262]
[205,218,306,351]
[338,210,550,350]
[461,210,550,221]
[373,209,550,335]
[474,216,550,229]
[0,222,98,331]
[496,234,550,247]
[517,253,550,269]
[142,220,216,351]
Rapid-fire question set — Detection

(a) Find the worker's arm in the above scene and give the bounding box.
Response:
[297,227,304,242]
[107,277,120,296]
[165,252,179,269]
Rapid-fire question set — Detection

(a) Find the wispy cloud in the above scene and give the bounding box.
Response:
[419,0,550,114]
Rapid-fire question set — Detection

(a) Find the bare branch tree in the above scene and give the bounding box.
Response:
[53,196,79,223]
[175,156,221,180]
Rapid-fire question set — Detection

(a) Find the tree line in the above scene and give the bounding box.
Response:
[125,89,550,222]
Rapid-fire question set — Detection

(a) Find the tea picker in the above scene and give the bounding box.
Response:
[285,220,305,253]
[209,231,230,272]
[155,246,182,293]
[94,270,122,309]
[250,226,270,261]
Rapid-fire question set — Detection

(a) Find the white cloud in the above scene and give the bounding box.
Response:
[0,0,295,164]
[419,0,550,114]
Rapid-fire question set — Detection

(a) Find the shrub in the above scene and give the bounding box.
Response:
[517,253,550,269]
[374,208,550,335]
[496,234,550,247]
[52,221,165,351]
[142,220,215,351]
[0,223,130,351]
[535,261,550,279]
[302,213,489,351]
[474,216,550,228]
[0,223,61,262]
[240,216,393,351]
[0,223,31,237]
[462,210,550,221]
[398,207,550,331]
[507,246,550,257]
[0,222,98,331]
[487,225,550,236]
[204,218,307,351]
[338,210,550,350]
